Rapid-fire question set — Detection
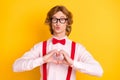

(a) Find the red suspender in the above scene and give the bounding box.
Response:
[42,41,76,80]
[43,41,47,80]
[66,41,76,80]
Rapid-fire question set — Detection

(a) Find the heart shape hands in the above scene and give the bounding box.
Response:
[43,49,73,66]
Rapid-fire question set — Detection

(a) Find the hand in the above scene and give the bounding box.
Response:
[58,50,73,66]
[43,49,59,64]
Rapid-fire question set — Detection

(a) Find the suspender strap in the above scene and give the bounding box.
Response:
[43,41,47,80]
[66,41,76,80]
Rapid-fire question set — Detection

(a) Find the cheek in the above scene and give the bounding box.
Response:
[51,23,55,29]
[62,24,67,30]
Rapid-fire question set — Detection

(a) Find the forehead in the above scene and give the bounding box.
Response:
[53,11,67,18]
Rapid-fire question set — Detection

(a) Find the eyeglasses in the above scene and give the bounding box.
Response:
[51,18,68,24]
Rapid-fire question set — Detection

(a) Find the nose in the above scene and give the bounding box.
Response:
[56,20,60,25]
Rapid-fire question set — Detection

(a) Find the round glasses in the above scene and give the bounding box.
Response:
[51,18,68,24]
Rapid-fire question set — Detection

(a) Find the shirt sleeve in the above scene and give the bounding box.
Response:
[72,44,103,77]
[13,42,44,72]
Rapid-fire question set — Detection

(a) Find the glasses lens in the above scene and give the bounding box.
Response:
[51,18,57,23]
[60,18,66,24]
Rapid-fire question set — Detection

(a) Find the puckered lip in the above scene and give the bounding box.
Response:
[55,26,60,30]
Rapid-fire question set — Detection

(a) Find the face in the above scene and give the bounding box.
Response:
[51,11,68,35]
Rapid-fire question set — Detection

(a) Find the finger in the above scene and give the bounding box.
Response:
[56,51,60,57]
[57,60,63,64]
[48,49,58,57]
[57,58,67,64]
[59,50,64,56]
[59,50,67,57]
[61,60,69,65]
[51,60,58,64]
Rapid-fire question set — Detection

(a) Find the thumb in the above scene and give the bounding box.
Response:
[48,49,58,57]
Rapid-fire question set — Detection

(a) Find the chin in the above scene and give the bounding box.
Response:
[54,30,61,33]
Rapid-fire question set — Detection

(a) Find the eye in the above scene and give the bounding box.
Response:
[60,18,66,21]
[60,18,67,23]
[51,18,57,22]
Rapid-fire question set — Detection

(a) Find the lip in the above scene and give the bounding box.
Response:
[55,26,60,30]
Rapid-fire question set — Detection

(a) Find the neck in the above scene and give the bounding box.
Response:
[53,33,66,39]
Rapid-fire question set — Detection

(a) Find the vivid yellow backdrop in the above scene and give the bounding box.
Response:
[0,0,120,80]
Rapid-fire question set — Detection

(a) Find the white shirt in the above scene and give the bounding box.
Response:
[13,36,103,80]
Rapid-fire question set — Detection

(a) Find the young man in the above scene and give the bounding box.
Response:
[13,5,103,80]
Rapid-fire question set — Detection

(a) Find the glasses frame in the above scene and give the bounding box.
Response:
[51,18,68,24]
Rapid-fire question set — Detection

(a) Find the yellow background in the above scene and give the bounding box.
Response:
[0,0,120,80]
